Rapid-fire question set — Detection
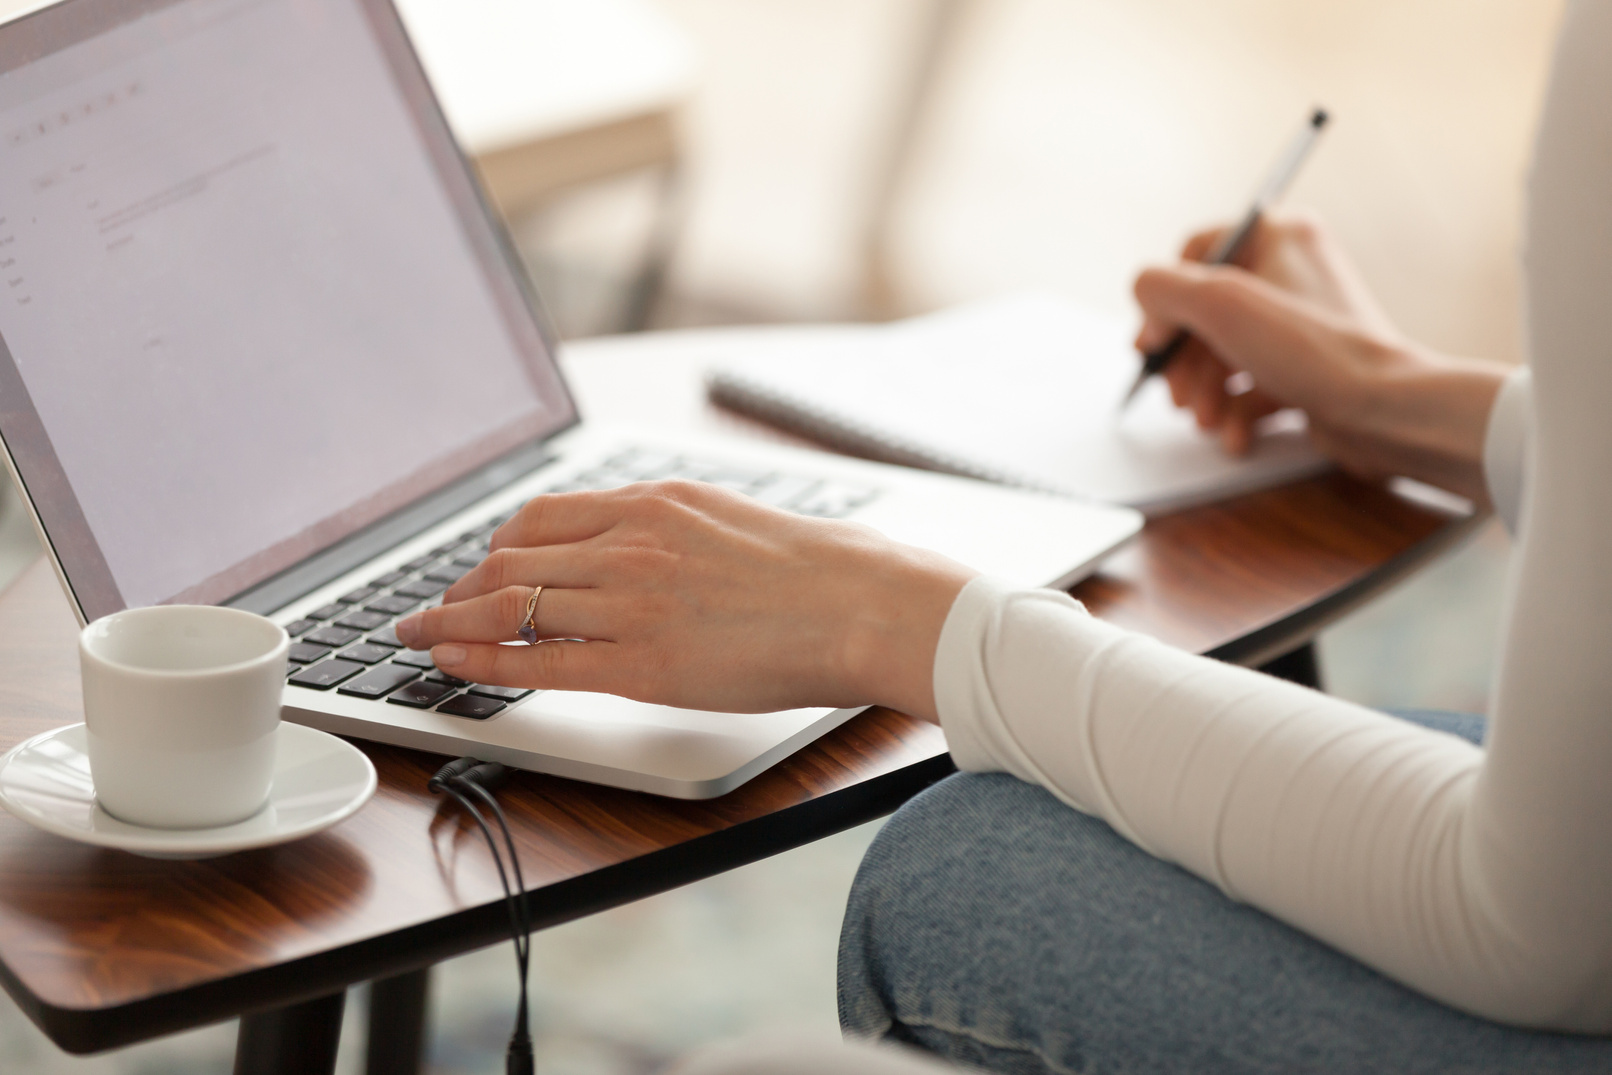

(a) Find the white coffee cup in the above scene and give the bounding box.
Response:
[79,605,289,829]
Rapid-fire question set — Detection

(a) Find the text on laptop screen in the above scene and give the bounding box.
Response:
[0,0,572,614]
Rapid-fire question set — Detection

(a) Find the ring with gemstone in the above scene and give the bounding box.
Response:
[516,586,543,644]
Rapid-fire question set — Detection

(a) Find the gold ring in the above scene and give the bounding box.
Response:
[516,586,543,644]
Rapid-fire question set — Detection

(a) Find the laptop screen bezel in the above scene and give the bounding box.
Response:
[0,0,581,625]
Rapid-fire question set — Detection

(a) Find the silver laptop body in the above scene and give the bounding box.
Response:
[0,0,1141,797]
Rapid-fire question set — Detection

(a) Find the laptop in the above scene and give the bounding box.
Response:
[0,0,1142,798]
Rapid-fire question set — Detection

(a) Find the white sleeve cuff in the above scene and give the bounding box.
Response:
[931,575,1005,773]
[1484,365,1532,535]
[932,575,1091,776]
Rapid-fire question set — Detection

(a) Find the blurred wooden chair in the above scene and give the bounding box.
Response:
[395,0,698,330]
[859,0,979,321]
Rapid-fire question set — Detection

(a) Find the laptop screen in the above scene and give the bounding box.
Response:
[0,0,576,621]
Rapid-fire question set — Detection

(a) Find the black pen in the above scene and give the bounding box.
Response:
[1120,107,1330,412]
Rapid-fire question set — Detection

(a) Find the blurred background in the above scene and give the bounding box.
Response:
[0,0,1562,1070]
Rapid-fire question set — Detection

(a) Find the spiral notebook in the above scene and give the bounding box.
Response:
[705,293,1330,516]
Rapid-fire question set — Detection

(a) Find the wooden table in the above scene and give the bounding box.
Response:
[0,327,1476,1071]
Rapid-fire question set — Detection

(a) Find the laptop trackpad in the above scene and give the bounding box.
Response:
[502,690,850,793]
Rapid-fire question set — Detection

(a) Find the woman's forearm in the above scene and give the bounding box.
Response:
[935,576,1611,1030]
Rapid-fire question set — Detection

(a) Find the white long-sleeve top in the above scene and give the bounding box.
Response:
[934,0,1612,1032]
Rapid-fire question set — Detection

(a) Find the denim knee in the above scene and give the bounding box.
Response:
[836,771,1612,1075]
[838,771,1125,1073]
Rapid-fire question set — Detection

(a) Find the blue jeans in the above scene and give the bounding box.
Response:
[837,711,1612,1073]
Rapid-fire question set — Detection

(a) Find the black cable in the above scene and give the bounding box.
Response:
[430,758,536,1075]
[452,773,533,1073]
[439,782,524,958]
[456,773,530,942]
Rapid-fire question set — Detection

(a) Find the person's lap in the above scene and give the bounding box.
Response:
[837,710,1612,1074]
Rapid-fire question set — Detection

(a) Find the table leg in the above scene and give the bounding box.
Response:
[233,990,345,1075]
[365,966,432,1075]
[1258,641,1323,690]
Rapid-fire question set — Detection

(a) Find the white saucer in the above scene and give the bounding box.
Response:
[0,723,377,859]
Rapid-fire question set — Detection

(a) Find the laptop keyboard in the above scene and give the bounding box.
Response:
[281,446,880,719]
[549,446,881,517]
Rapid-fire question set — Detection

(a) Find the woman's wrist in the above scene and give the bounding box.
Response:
[832,541,976,724]
[1321,338,1509,504]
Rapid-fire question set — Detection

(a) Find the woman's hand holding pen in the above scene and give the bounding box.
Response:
[1132,212,1509,504]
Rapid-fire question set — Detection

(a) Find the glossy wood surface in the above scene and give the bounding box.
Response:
[0,329,1470,1052]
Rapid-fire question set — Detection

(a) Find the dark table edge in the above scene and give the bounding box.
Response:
[1208,511,1486,668]
[9,751,958,1054]
[4,505,1485,1054]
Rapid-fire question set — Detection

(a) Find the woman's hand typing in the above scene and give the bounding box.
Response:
[395,481,975,720]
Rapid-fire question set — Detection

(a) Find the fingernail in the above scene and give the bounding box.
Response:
[433,644,467,668]
[395,616,420,647]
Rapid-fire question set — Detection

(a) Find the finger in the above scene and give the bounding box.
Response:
[397,584,607,648]
[1134,315,1180,356]
[429,638,621,693]
[1133,262,1307,377]
[443,541,600,605]
[489,490,628,554]
[1136,224,1240,353]
[1164,348,1211,408]
[1188,349,1229,430]
[1133,264,1195,352]
[1220,388,1284,455]
[1223,409,1256,455]
[1180,225,1230,264]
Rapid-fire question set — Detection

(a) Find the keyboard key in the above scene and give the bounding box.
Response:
[583,471,645,490]
[288,642,331,664]
[401,554,436,571]
[392,649,438,669]
[288,659,363,689]
[396,577,449,599]
[607,447,680,479]
[303,625,362,648]
[425,670,469,687]
[337,664,421,699]
[366,594,418,616]
[430,542,460,557]
[453,552,486,569]
[283,618,318,638]
[337,643,395,665]
[386,680,456,708]
[338,586,378,605]
[424,562,470,584]
[308,603,346,622]
[706,474,766,494]
[369,570,408,588]
[791,481,879,518]
[367,626,403,648]
[334,610,390,631]
[437,693,505,720]
[751,474,821,509]
[468,683,534,703]
[676,460,767,492]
